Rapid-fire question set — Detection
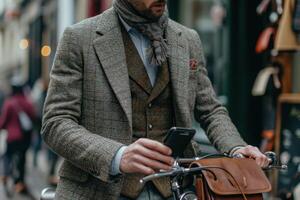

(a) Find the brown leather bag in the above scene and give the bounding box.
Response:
[190,158,272,200]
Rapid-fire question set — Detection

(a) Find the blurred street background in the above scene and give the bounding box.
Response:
[0,0,300,199]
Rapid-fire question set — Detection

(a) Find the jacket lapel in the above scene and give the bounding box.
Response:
[166,21,191,127]
[92,11,191,128]
[147,62,169,103]
[93,8,132,128]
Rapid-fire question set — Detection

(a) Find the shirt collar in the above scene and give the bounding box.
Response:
[118,15,133,33]
[118,15,151,44]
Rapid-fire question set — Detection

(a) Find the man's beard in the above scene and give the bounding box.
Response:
[133,0,167,21]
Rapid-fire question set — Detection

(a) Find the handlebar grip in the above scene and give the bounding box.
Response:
[266,165,288,170]
[263,151,288,170]
[264,151,277,165]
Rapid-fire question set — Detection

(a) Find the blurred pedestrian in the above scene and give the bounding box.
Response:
[0,77,36,193]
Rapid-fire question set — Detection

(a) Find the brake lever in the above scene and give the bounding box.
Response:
[176,157,201,164]
[263,151,287,170]
[232,151,288,171]
[263,164,288,170]
[140,170,176,184]
[141,165,205,184]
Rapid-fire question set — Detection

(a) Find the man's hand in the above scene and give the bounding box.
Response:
[120,138,174,175]
[233,145,269,168]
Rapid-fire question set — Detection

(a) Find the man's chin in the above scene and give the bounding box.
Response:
[144,7,165,20]
[152,10,165,17]
[135,2,166,21]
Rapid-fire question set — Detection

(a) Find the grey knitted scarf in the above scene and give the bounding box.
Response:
[113,0,169,66]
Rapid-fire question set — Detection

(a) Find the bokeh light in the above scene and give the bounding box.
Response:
[19,39,29,50]
[41,45,51,57]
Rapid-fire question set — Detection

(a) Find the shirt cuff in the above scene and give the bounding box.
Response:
[229,146,245,156]
[110,145,128,176]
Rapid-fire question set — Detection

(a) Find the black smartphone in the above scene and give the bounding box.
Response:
[163,127,196,158]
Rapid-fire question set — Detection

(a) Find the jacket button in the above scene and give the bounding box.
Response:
[148,124,153,130]
[148,103,152,108]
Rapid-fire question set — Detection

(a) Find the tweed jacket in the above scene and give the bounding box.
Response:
[42,7,247,200]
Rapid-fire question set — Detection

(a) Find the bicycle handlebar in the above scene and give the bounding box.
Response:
[141,152,287,184]
[140,166,205,184]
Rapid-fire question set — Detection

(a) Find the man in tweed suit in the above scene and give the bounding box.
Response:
[42,0,269,199]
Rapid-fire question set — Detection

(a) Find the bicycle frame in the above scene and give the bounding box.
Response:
[40,152,287,200]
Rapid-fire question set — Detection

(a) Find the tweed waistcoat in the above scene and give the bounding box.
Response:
[120,26,174,199]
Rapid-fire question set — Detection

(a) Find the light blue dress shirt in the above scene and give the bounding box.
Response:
[120,17,159,86]
[110,17,159,175]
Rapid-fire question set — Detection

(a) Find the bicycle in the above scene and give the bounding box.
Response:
[140,152,287,200]
[40,152,287,200]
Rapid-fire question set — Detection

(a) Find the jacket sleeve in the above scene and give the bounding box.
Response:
[41,27,124,183]
[189,30,247,153]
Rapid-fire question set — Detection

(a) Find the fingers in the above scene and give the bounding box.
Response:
[120,138,174,175]
[136,138,172,156]
[234,145,270,168]
[132,154,172,171]
[134,144,174,166]
[255,154,269,168]
[131,162,154,175]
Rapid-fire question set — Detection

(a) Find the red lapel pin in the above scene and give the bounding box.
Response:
[189,59,198,70]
